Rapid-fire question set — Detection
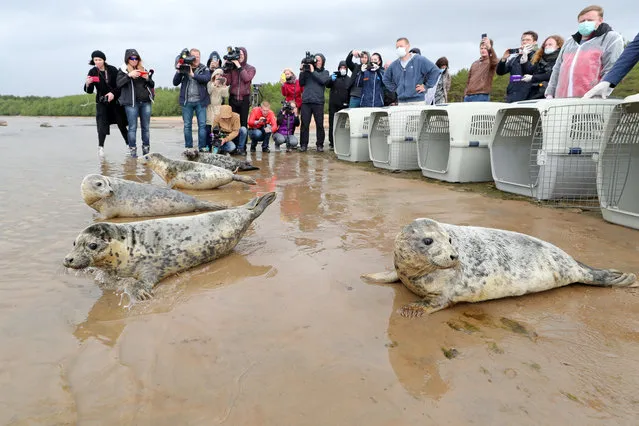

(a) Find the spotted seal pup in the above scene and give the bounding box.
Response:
[81,174,228,219]
[182,148,259,172]
[139,153,256,189]
[363,218,637,318]
[63,192,276,300]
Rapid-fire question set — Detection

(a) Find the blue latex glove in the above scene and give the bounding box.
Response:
[331,73,337,81]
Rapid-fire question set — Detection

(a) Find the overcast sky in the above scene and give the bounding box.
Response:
[0,0,637,97]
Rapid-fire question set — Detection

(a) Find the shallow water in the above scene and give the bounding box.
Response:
[1,116,638,425]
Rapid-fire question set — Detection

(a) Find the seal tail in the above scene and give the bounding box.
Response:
[577,262,638,287]
[232,174,257,185]
[242,192,277,217]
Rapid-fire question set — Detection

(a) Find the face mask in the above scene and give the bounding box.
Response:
[544,48,557,55]
[578,21,596,36]
[352,57,360,65]
[339,69,346,76]
[396,47,406,58]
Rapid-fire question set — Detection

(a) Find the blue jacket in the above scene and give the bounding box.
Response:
[173,63,211,107]
[382,54,439,103]
[358,68,385,107]
[604,32,639,87]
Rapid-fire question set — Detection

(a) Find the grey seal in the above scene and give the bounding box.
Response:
[182,148,259,171]
[363,218,637,317]
[81,174,228,219]
[63,192,276,300]
[139,152,256,189]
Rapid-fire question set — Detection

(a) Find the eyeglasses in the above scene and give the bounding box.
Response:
[129,57,139,61]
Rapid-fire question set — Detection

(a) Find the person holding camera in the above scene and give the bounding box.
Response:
[345,50,369,108]
[210,105,247,154]
[382,38,441,105]
[205,68,230,149]
[84,50,128,156]
[463,37,499,102]
[273,101,300,152]
[280,68,303,115]
[521,36,564,100]
[248,101,278,153]
[172,48,211,151]
[222,47,256,128]
[496,31,539,103]
[357,53,386,108]
[299,52,330,152]
[326,61,352,150]
[116,48,154,158]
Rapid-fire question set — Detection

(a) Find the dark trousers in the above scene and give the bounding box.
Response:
[96,103,128,147]
[300,103,325,149]
[229,95,250,128]
[328,103,347,146]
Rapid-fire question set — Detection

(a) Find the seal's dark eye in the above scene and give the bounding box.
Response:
[423,238,433,246]
[449,238,452,244]
[73,241,76,246]
[88,243,98,250]
[96,182,102,187]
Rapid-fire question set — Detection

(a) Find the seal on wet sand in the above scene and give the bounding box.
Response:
[139,153,256,189]
[182,148,259,172]
[81,174,228,219]
[362,218,637,318]
[63,192,277,300]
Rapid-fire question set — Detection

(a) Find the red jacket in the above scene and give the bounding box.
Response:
[248,107,278,133]
[281,79,303,109]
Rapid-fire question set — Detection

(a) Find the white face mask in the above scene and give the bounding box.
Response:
[339,69,347,76]
[396,47,406,58]
[544,47,557,55]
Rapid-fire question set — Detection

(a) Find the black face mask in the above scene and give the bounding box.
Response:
[286,76,295,83]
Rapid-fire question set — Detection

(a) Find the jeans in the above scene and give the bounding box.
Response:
[464,94,490,102]
[232,126,247,151]
[219,140,236,153]
[124,102,152,149]
[181,101,207,149]
[273,132,299,148]
[348,96,361,108]
[300,103,325,148]
[249,128,272,150]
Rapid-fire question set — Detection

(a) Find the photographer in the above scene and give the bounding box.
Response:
[206,68,229,148]
[116,48,154,157]
[496,31,538,103]
[326,61,352,150]
[173,48,211,151]
[280,68,303,115]
[210,105,247,155]
[345,50,369,108]
[84,50,128,156]
[299,52,329,152]
[273,101,300,152]
[222,47,256,128]
[357,53,385,108]
[248,101,278,153]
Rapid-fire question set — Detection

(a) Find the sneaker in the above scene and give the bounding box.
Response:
[299,146,307,152]
[250,146,257,153]
[317,146,324,152]
[199,147,210,153]
[285,146,291,153]
[98,147,105,156]
[262,147,270,153]
[329,144,334,151]
[129,147,137,158]
[142,145,150,155]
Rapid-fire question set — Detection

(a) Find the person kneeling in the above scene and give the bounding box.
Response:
[248,101,278,153]
[273,101,300,152]
[210,105,247,155]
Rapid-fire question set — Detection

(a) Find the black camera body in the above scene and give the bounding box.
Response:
[301,51,317,72]
[208,126,228,152]
[223,46,242,72]
[98,95,110,104]
[176,48,196,74]
[281,100,294,113]
[508,48,520,55]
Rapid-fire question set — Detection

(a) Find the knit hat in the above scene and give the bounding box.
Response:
[124,48,141,63]
[89,50,106,65]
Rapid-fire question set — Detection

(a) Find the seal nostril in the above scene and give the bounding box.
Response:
[66,257,73,264]
[450,254,458,261]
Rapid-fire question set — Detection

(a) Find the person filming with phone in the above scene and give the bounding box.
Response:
[496,31,539,103]
[463,36,499,102]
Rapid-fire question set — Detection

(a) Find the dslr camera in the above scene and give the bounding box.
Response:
[281,100,294,113]
[223,46,242,72]
[176,48,196,74]
[301,51,317,72]
[208,126,228,153]
[98,95,110,104]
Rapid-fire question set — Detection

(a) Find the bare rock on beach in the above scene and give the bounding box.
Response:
[40,122,52,128]
[0,120,7,127]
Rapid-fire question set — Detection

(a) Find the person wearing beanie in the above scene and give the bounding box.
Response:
[116,48,155,157]
[83,50,128,156]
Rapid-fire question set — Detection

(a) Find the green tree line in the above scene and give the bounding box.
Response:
[1,66,638,117]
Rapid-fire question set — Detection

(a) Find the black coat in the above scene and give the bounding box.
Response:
[345,51,364,99]
[84,64,121,102]
[522,51,560,100]
[496,49,537,103]
[326,73,352,107]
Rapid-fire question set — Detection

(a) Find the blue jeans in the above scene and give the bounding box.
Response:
[348,96,361,108]
[219,141,236,153]
[249,128,272,150]
[233,127,247,151]
[181,102,207,149]
[124,102,152,148]
[464,94,490,102]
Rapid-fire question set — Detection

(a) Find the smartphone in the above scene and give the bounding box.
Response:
[508,48,520,54]
[481,33,487,39]
[139,71,149,77]
[90,76,100,83]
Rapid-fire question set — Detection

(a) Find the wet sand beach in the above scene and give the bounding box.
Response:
[1,116,638,425]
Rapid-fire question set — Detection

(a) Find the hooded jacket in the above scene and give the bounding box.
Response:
[222,47,256,101]
[496,46,538,103]
[326,61,352,107]
[173,62,212,107]
[546,23,624,98]
[206,68,230,124]
[281,69,304,109]
[115,49,155,107]
[382,54,440,103]
[211,105,241,141]
[299,53,330,105]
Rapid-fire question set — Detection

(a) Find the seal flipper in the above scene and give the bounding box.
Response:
[232,174,257,185]
[399,298,451,318]
[361,271,400,283]
[576,262,637,287]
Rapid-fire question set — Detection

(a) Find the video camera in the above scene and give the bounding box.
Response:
[301,51,317,72]
[176,48,196,74]
[223,46,242,72]
[208,126,228,153]
[281,100,294,113]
